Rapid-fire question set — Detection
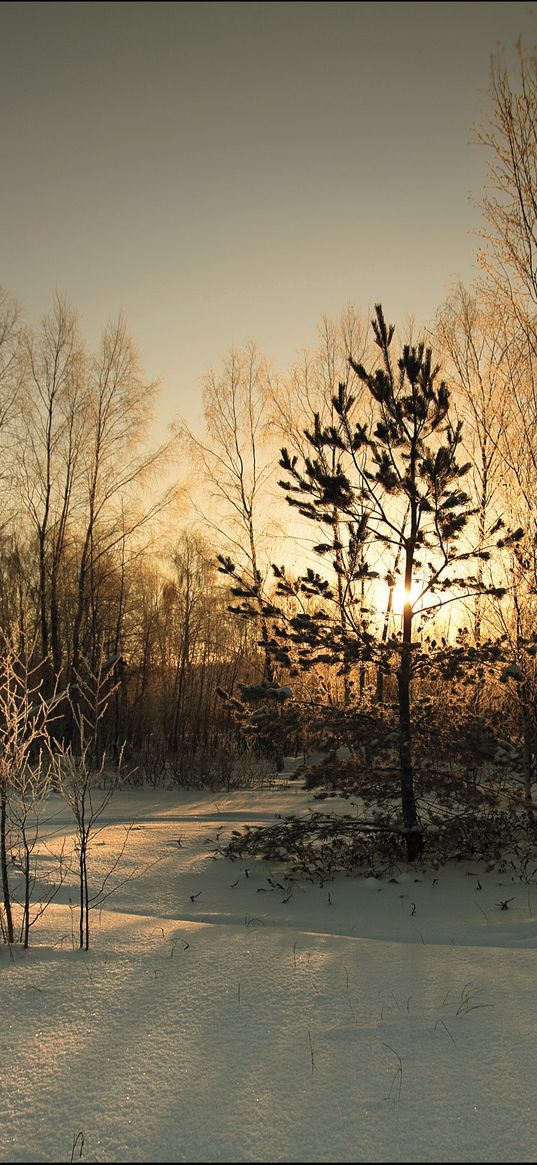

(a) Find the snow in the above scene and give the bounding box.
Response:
[2,770,537,1163]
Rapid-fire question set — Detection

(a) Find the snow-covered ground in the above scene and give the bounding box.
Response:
[2,770,537,1163]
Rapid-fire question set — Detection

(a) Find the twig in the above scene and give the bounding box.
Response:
[382,1043,403,1102]
[308,1028,317,1073]
[434,1017,456,1045]
[70,1131,85,1162]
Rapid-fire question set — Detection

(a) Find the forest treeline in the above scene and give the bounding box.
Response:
[1,41,537,826]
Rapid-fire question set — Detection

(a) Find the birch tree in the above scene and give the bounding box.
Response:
[185,342,278,682]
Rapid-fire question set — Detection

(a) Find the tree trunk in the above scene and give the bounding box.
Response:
[397,588,421,862]
[0,789,14,943]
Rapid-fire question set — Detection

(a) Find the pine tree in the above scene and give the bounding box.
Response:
[220,306,510,863]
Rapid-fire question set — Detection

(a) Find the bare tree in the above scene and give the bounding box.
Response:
[52,660,122,950]
[475,41,537,511]
[435,284,510,642]
[70,315,176,707]
[0,290,24,615]
[271,308,370,459]
[15,296,87,685]
[184,342,278,682]
[0,631,59,945]
[0,287,22,447]
[123,535,257,770]
[476,41,537,320]
[474,41,537,700]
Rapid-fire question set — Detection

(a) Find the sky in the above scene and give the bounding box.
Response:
[2,768,537,1162]
[1,1,536,437]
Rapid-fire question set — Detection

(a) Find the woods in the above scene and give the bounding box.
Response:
[1,40,537,918]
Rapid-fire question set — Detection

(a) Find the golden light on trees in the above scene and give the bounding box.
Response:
[390,577,425,617]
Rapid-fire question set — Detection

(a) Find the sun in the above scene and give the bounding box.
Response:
[391,578,425,616]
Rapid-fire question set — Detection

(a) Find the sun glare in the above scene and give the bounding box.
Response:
[391,579,425,616]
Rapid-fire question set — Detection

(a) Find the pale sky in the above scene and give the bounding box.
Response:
[1,1,536,435]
